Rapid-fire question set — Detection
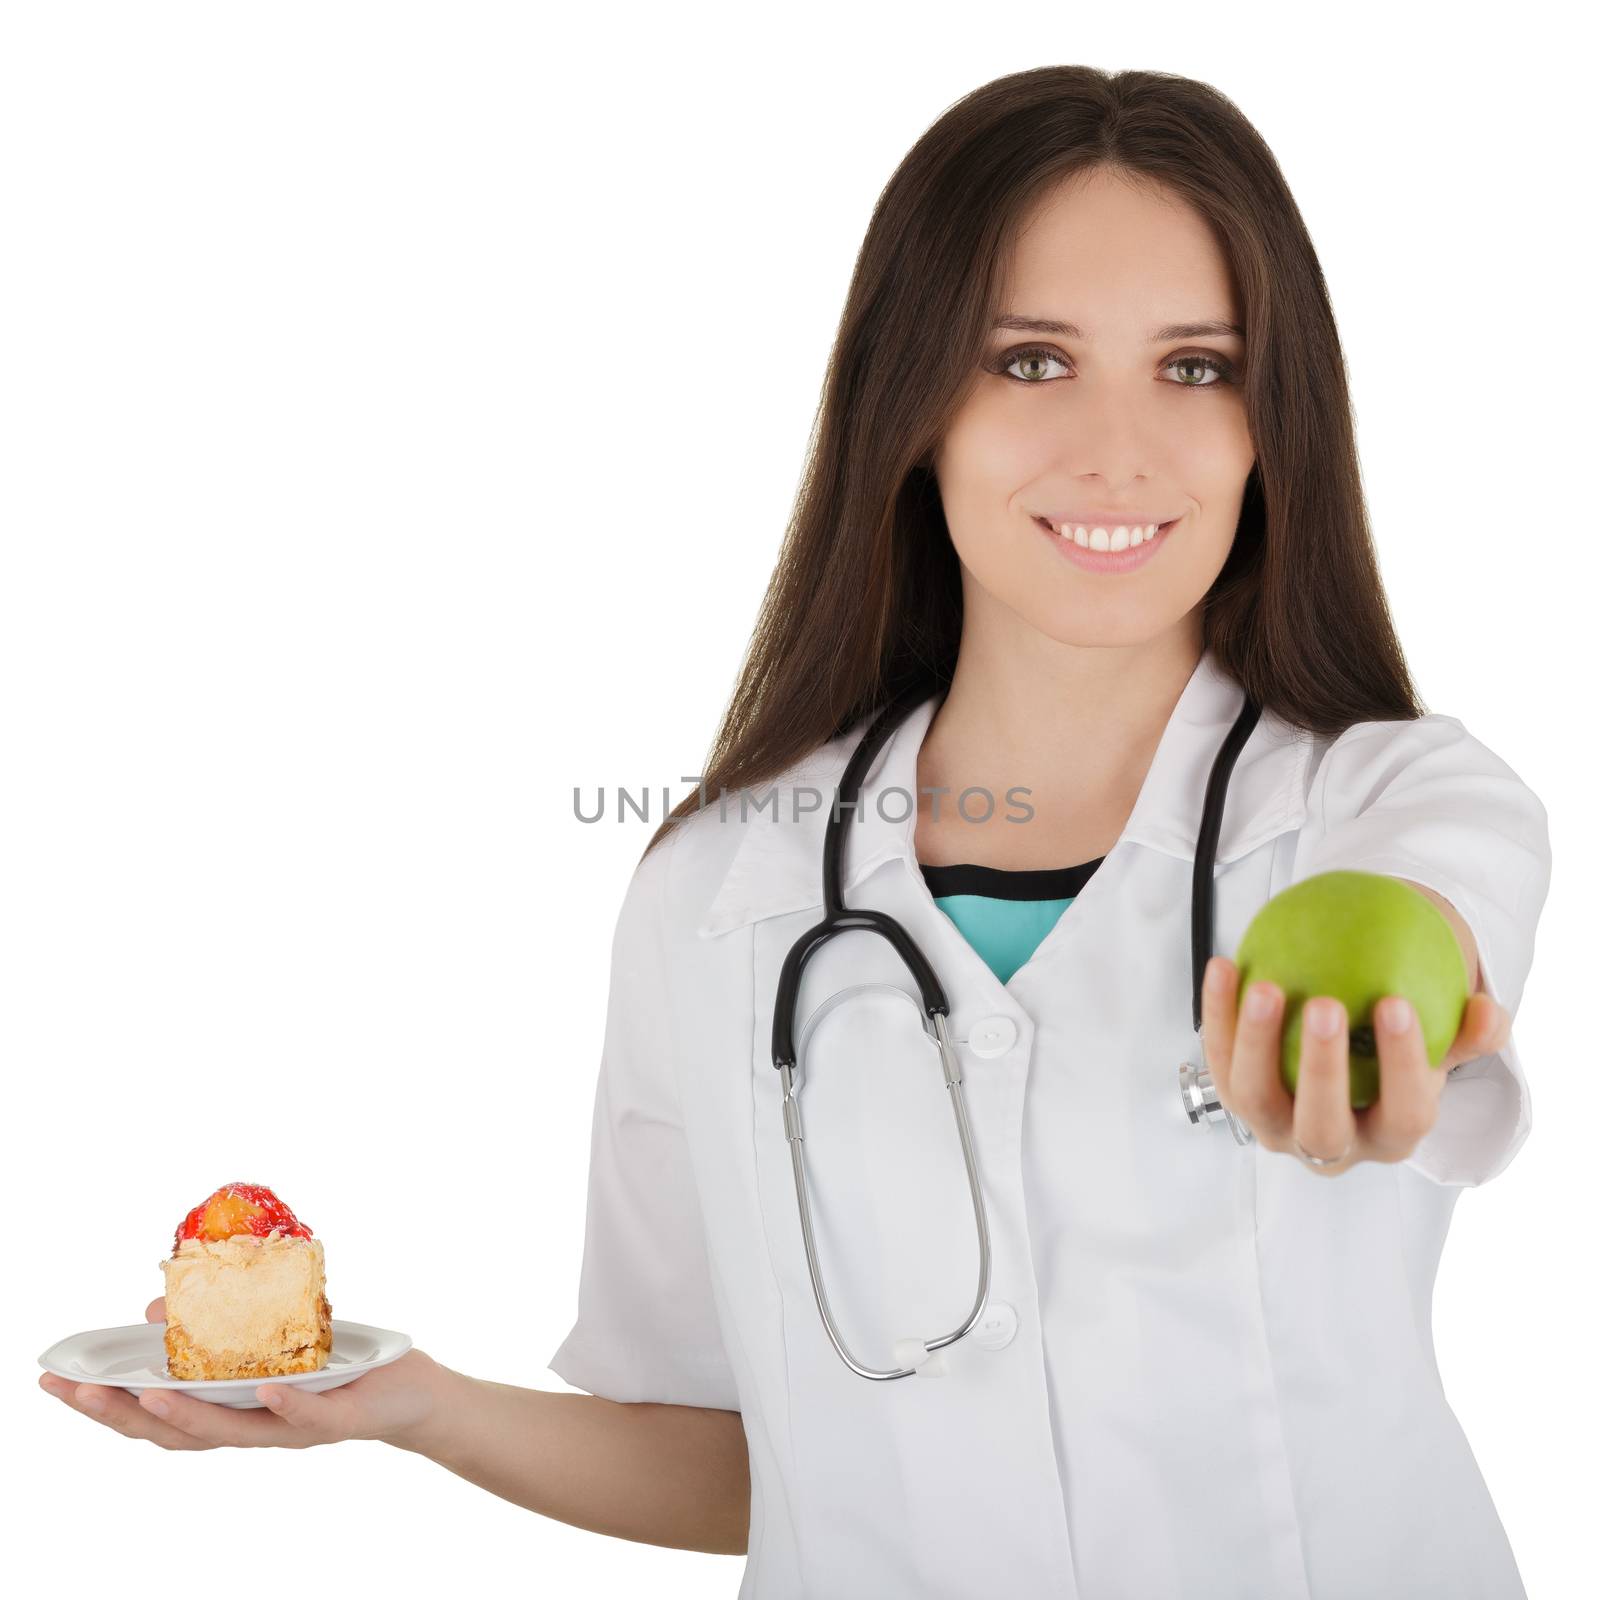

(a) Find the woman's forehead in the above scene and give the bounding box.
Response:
[1002,175,1239,326]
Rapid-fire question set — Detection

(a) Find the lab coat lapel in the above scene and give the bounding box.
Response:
[1118,647,1311,867]
[694,695,940,939]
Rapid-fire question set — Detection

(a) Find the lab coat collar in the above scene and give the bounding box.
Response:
[695,646,1311,938]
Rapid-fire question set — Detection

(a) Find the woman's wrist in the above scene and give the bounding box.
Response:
[376,1349,474,1460]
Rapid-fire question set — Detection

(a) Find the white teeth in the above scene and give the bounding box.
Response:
[1049,521,1161,549]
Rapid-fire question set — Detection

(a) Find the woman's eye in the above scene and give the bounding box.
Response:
[990,346,1237,388]
[1001,348,1070,383]
[1165,354,1234,387]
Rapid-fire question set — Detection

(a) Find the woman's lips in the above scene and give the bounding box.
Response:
[1034,515,1180,574]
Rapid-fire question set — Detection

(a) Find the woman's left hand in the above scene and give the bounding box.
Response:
[1199,956,1513,1176]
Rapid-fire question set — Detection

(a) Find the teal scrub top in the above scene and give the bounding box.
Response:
[919,858,1105,986]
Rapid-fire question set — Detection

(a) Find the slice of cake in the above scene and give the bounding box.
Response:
[160,1182,333,1380]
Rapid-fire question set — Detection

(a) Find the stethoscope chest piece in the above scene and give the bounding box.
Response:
[1177,1055,1257,1146]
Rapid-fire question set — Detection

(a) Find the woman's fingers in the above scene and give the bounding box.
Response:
[1203,958,1295,1148]
[250,1383,358,1443]
[1204,960,1500,1174]
[39,1374,210,1450]
[1199,956,1235,1101]
[1231,979,1295,1145]
[132,1388,340,1452]
[1200,956,1240,1104]
[1359,996,1446,1161]
[145,1296,166,1323]
[1440,992,1510,1071]
[1291,997,1359,1174]
[37,1368,341,1448]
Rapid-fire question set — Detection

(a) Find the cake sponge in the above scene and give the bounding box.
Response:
[161,1183,333,1380]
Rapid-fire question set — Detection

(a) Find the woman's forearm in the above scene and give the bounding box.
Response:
[390,1353,750,1556]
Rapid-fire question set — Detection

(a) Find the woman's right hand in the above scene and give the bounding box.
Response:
[38,1297,452,1452]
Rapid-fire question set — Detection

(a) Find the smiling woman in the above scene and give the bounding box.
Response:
[610,62,1549,1600]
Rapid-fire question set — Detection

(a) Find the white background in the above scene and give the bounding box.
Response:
[4,3,1591,1596]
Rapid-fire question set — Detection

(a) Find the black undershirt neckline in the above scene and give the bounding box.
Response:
[918,857,1106,902]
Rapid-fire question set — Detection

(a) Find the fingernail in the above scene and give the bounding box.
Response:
[81,1393,104,1414]
[1244,983,1277,1021]
[1380,997,1413,1034]
[144,1396,170,1418]
[1204,958,1227,995]
[259,1388,283,1408]
[1307,999,1343,1038]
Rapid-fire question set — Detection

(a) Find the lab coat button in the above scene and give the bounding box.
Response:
[967,1015,1018,1058]
[972,1299,1018,1350]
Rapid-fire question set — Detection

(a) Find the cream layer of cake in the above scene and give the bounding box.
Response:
[161,1230,332,1380]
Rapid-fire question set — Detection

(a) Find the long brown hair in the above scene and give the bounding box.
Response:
[644,64,1423,861]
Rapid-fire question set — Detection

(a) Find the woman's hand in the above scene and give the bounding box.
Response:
[1200,956,1512,1176]
[38,1296,452,1451]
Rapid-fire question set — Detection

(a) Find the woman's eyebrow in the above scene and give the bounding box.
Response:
[992,314,1243,340]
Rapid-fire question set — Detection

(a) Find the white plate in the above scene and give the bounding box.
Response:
[38,1319,412,1409]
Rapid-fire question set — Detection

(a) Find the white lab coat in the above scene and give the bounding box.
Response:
[548,647,1553,1600]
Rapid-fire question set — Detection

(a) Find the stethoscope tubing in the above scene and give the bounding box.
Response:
[771,677,1262,1378]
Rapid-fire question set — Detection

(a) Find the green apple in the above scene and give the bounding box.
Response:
[1233,870,1469,1108]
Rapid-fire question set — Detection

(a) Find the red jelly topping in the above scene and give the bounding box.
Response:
[173,1182,314,1252]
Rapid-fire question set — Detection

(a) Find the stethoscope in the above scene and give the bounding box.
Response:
[771,681,1263,1380]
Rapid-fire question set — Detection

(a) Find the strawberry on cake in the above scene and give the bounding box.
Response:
[161,1182,333,1380]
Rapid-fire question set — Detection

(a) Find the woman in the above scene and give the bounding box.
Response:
[41,65,1550,1599]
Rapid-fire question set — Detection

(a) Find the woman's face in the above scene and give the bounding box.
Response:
[931,166,1254,647]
